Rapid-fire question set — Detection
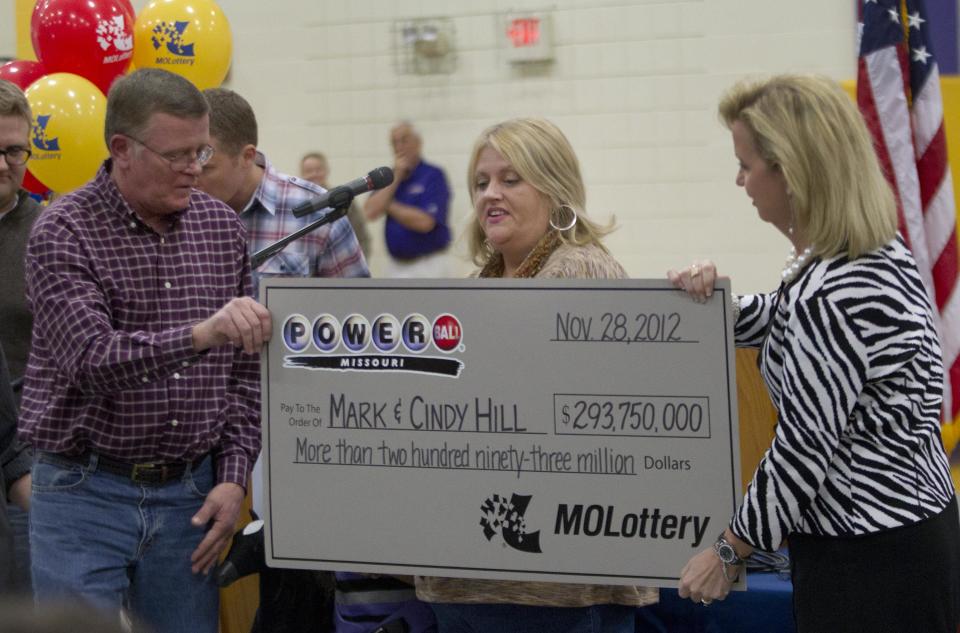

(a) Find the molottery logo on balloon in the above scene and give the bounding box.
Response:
[31,116,60,156]
[150,22,197,65]
[480,493,543,554]
[281,312,464,378]
[97,16,134,65]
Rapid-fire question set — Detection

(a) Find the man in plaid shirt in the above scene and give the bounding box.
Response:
[20,69,270,632]
[198,88,369,300]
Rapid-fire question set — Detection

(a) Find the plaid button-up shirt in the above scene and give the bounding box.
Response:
[242,152,369,296]
[19,163,260,486]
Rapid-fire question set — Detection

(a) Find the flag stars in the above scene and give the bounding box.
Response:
[887,8,900,24]
[907,12,925,29]
[912,46,931,64]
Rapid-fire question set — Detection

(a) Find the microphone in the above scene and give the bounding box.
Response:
[292,167,394,218]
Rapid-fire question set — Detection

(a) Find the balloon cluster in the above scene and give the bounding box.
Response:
[0,0,232,194]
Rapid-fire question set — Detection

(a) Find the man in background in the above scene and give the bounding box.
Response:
[364,121,451,278]
[0,346,30,595]
[198,88,368,301]
[300,151,372,260]
[21,68,268,632]
[0,79,40,596]
[200,88,379,631]
[0,79,41,387]
[198,87,368,518]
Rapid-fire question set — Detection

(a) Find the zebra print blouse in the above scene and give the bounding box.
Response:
[730,236,955,553]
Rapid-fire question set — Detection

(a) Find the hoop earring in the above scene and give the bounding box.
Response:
[550,204,578,232]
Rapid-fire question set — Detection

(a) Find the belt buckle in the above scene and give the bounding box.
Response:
[131,462,167,485]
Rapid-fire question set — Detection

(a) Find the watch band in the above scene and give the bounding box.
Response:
[713,534,744,565]
[714,532,745,582]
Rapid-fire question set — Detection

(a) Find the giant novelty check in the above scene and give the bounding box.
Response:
[261,278,741,587]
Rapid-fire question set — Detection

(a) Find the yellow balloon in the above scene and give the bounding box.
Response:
[132,0,232,90]
[25,73,108,194]
[944,421,959,457]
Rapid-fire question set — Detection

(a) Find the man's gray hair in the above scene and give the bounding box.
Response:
[104,69,209,146]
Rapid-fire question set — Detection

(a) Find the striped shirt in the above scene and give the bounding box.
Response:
[731,236,955,552]
[242,152,369,297]
[19,163,260,487]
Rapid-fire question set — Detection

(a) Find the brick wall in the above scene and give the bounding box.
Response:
[214,0,855,288]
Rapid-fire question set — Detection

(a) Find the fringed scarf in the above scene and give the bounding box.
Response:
[477,231,562,279]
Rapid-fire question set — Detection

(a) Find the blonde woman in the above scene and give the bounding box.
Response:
[415,118,656,632]
[671,74,959,633]
[465,118,621,279]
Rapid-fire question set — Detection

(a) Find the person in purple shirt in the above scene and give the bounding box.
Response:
[364,121,452,277]
[19,69,270,633]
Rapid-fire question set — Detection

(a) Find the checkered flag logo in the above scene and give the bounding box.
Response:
[480,493,542,554]
[151,21,196,57]
[96,15,132,52]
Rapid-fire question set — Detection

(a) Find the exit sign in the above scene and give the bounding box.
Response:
[508,18,541,47]
[503,12,554,64]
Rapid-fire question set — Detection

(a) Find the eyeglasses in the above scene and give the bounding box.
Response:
[125,135,214,171]
[0,146,31,166]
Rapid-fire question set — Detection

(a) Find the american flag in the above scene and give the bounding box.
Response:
[857,0,960,451]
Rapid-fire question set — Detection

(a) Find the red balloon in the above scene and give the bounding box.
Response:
[0,60,48,90]
[22,170,50,196]
[31,0,135,95]
[117,0,135,20]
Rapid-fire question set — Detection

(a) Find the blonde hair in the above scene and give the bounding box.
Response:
[719,74,897,259]
[466,118,613,266]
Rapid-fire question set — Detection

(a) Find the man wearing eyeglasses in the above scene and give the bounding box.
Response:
[0,79,38,599]
[19,69,268,633]
[0,80,41,388]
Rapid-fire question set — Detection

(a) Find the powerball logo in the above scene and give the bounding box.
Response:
[281,312,464,377]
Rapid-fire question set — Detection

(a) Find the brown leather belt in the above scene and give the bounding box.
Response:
[45,451,207,486]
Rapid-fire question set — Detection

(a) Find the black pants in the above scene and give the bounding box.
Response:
[790,495,960,633]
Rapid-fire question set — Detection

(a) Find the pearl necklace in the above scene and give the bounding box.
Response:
[782,245,814,283]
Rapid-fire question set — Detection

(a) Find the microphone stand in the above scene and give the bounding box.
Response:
[250,204,350,269]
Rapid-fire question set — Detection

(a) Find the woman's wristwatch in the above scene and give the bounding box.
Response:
[713,533,746,582]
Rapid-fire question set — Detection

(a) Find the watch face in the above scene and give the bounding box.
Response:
[717,543,737,563]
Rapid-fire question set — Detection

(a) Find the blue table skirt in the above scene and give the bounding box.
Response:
[636,571,795,633]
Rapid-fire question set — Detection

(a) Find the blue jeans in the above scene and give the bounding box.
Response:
[29,452,219,633]
[7,505,31,594]
[428,602,636,633]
